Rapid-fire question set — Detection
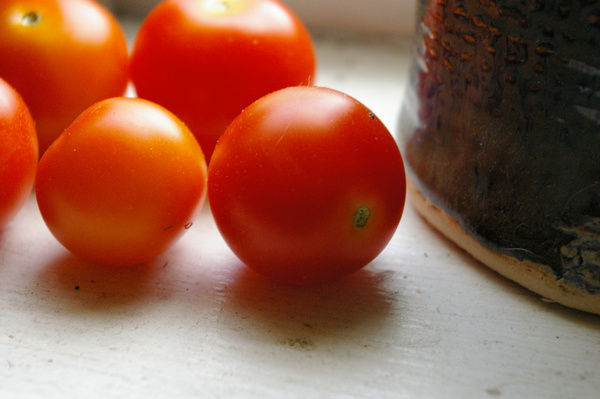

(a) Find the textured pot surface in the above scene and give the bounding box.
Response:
[399,0,600,310]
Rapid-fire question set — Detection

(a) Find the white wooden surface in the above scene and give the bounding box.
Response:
[2,21,600,399]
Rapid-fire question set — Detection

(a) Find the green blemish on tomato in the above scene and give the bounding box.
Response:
[354,207,370,229]
[21,12,41,27]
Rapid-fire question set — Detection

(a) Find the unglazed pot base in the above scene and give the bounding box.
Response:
[408,179,600,315]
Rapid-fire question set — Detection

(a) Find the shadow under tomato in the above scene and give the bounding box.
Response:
[35,251,166,313]
[0,230,6,272]
[217,261,403,346]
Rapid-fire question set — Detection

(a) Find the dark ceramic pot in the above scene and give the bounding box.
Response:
[399,0,600,314]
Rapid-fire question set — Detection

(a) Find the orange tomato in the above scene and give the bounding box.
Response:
[36,97,208,266]
[0,0,129,155]
[130,0,316,160]
[208,87,406,284]
[0,78,38,229]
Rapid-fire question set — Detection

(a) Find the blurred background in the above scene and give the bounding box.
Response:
[95,0,415,36]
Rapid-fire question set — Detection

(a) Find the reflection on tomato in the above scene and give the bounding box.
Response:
[0,78,38,230]
[0,0,129,155]
[130,0,316,160]
[208,86,406,285]
[36,97,208,267]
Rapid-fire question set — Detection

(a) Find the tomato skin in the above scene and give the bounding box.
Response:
[0,0,129,155]
[208,86,406,285]
[36,97,208,267]
[130,0,316,161]
[0,78,38,229]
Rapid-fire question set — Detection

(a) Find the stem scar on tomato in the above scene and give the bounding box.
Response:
[353,207,371,229]
[21,12,41,27]
[207,0,233,12]
[368,112,375,120]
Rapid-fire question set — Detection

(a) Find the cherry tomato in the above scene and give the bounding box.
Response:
[0,0,129,155]
[36,97,208,267]
[130,0,316,161]
[208,86,406,285]
[0,78,38,229]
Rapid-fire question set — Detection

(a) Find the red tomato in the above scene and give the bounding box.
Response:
[0,78,38,229]
[36,97,208,267]
[208,86,406,285]
[130,0,316,161]
[0,0,129,155]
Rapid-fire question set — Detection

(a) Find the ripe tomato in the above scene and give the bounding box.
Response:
[0,78,38,230]
[36,97,208,267]
[0,0,129,155]
[130,0,316,161]
[208,86,406,285]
